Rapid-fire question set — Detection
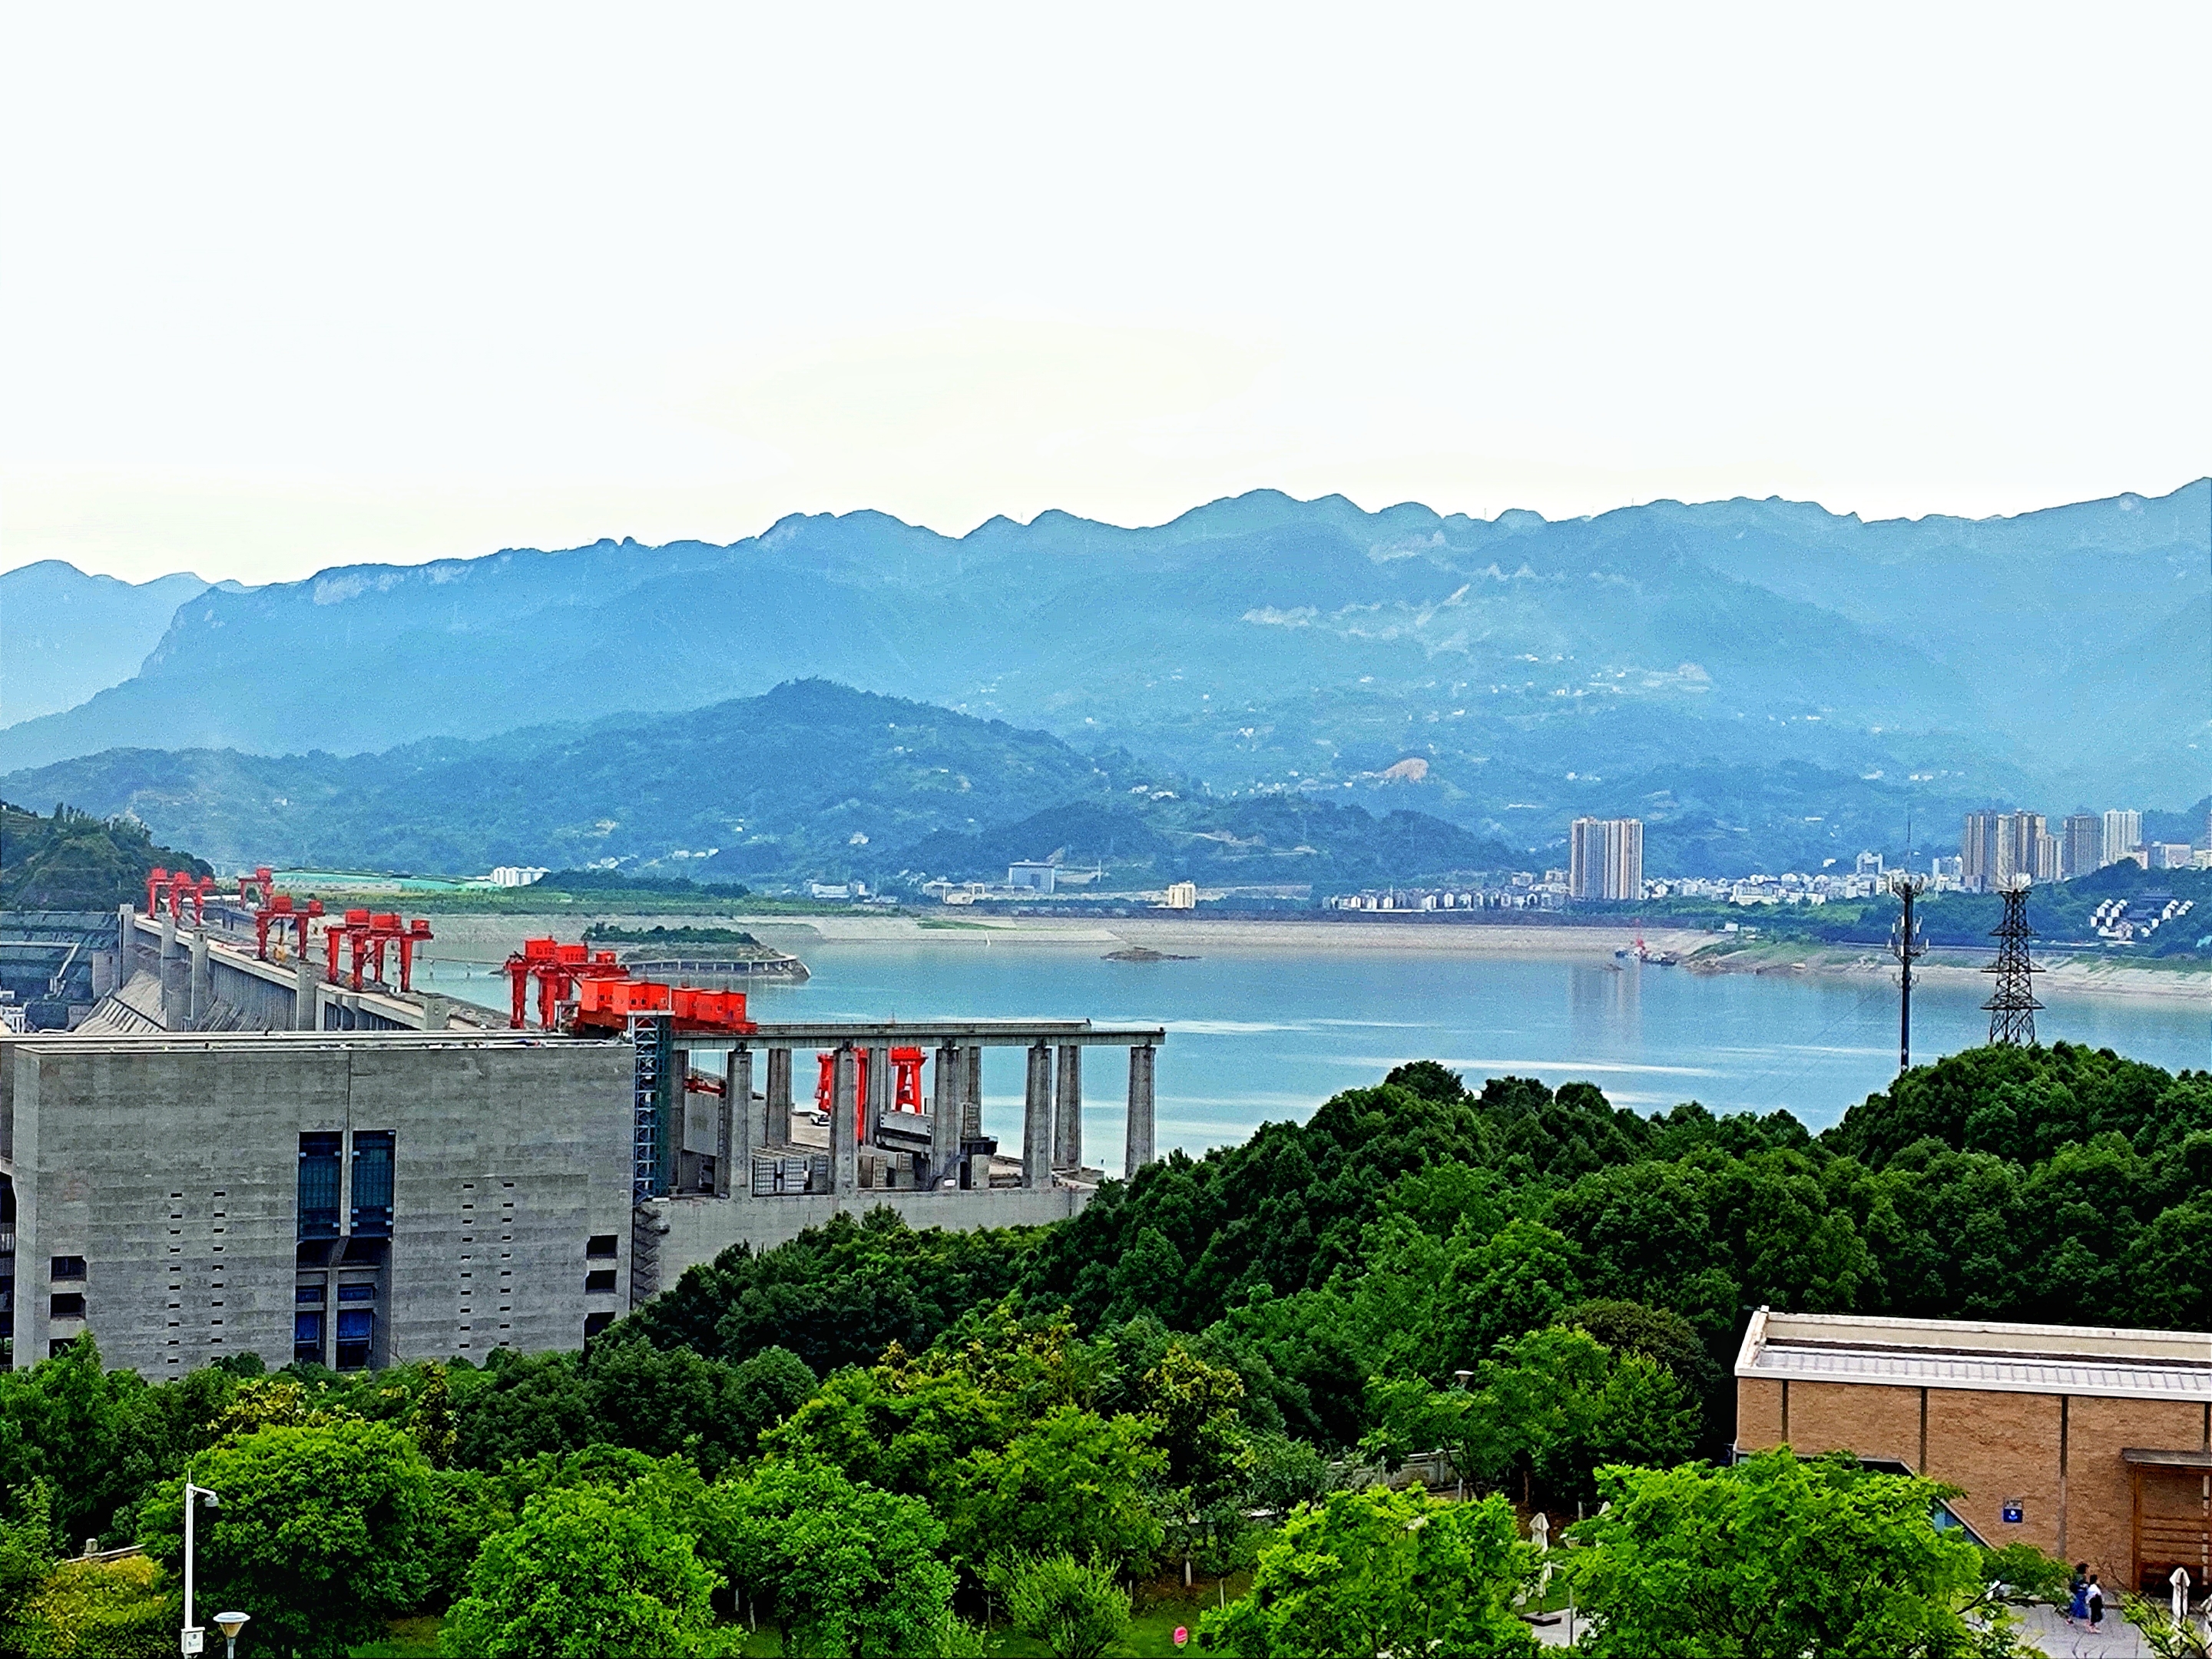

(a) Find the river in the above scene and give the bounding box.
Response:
[412,934,2210,1169]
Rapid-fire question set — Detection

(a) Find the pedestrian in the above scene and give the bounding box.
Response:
[2086,1571,2104,1628]
[2068,1563,2088,1623]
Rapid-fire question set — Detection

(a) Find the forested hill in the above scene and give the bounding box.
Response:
[0,799,210,909]
[0,680,1514,892]
[628,1043,2212,1455]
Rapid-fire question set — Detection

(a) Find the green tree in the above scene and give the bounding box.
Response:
[137,1421,436,1659]
[1565,1449,2015,1658]
[8,1554,174,1659]
[702,1459,966,1657]
[727,1346,819,1452]
[992,1552,1132,1659]
[953,1406,1166,1575]
[442,1485,724,1659]
[1200,1484,1535,1658]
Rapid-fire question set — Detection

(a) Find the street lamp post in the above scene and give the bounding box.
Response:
[180,1475,220,1656]
[213,1611,251,1659]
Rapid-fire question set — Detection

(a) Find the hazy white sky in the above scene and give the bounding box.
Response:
[4,4,2207,584]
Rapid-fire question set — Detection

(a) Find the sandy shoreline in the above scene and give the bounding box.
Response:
[415,910,2209,1007]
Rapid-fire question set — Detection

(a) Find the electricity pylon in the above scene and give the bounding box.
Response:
[1982,875,2041,1047]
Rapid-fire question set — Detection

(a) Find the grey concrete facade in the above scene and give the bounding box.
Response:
[0,1012,1167,1375]
[2,1033,633,1375]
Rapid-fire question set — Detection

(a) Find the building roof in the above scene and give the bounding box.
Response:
[1736,1308,2212,1404]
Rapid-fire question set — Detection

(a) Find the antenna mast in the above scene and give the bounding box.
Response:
[1982,875,2041,1047]
[1889,872,1929,1072]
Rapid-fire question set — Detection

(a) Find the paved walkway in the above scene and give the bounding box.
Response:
[1523,1603,2177,1654]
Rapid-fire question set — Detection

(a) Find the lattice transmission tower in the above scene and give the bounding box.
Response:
[1982,876,2041,1046]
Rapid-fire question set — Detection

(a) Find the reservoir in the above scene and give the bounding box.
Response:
[414,931,2210,1169]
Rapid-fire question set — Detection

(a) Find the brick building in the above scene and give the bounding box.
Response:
[1736,1309,2212,1595]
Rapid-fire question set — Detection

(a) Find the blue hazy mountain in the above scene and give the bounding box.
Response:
[0,561,216,726]
[0,680,1521,890]
[1,482,2202,866]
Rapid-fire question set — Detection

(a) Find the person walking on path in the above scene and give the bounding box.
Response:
[2086,1571,2105,1628]
[2068,1564,2089,1623]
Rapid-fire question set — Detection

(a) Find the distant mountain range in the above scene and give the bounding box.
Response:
[0,680,1520,892]
[0,561,217,726]
[2,482,2203,880]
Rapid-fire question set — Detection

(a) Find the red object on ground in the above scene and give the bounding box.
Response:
[146,868,169,917]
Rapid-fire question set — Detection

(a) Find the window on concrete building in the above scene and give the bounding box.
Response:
[337,1283,375,1303]
[350,1132,395,1238]
[336,1308,373,1370]
[298,1134,342,1239]
[49,1256,85,1281]
[296,1282,326,1303]
[50,1293,85,1319]
[49,1340,74,1359]
[584,1313,615,1340]
[293,1311,323,1365]
[586,1234,618,1259]
[585,1270,617,1293]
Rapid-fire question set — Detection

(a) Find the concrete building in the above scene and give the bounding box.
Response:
[2,1031,635,1374]
[0,912,1168,1375]
[488,867,549,888]
[1007,862,1057,894]
[2062,815,2103,881]
[1737,1309,2212,1597]
[1568,818,1644,902]
[2104,810,2143,870]
[1161,882,1197,910]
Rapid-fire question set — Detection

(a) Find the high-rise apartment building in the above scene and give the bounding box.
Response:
[2061,815,2101,880]
[1960,812,1998,891]
[1568,817,1644,901]
[2102,810,2141,869]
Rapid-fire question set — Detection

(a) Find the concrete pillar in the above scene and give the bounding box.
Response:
[831,1044,858,1196]
[187,933,210,1025]
[1022,1042,1053,1190]
[767,1048,793,1138]
[961,1046,984,1140]
[1125,1044,1157,1178]
[724,1048,752,1197]
[294,956,318,1031]
[116,904,135,980]
[930,1042,960,1185]
[1054,1044,1083,1171]
[671,1047,694,1193]
[159,909,178,962]
[863,1045,889,1145]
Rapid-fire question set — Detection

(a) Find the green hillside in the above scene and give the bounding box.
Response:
[0,800,210,909]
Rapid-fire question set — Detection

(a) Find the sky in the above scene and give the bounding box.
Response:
[3,4,2207,586]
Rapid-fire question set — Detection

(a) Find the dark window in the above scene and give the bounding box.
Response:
[336,1283,376,1303]
[585,1269,617,1293]
[296,1283,326,1304]
[350,1132,395,1238]
[585,1234,619,1259]
[293,1311,323,1363]
[336,1308,373,1369]
[583,1312,615,1339]
[50,1340,75,1359]
[49,1256,86,1281]
[298,1133,342,1239]
[50,1293,85,1319]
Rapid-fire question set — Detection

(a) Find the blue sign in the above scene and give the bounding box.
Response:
[2002,1503,2024,1524]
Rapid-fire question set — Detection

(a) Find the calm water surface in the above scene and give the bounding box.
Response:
[417,942,2210,1170]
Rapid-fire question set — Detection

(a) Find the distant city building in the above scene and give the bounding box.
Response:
[2102,809,2141,869]
[1568,817,1644,901]
[1007,862,1057,894]
[1161,881,1198,910]
[2061,815,2101,881]
[2033,828,2061,883]
[1854,850,1884,879]
[488,866,550,888]
[1959,812,1997,891]
[2150,843,2194,871]
[807,880,866,901]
